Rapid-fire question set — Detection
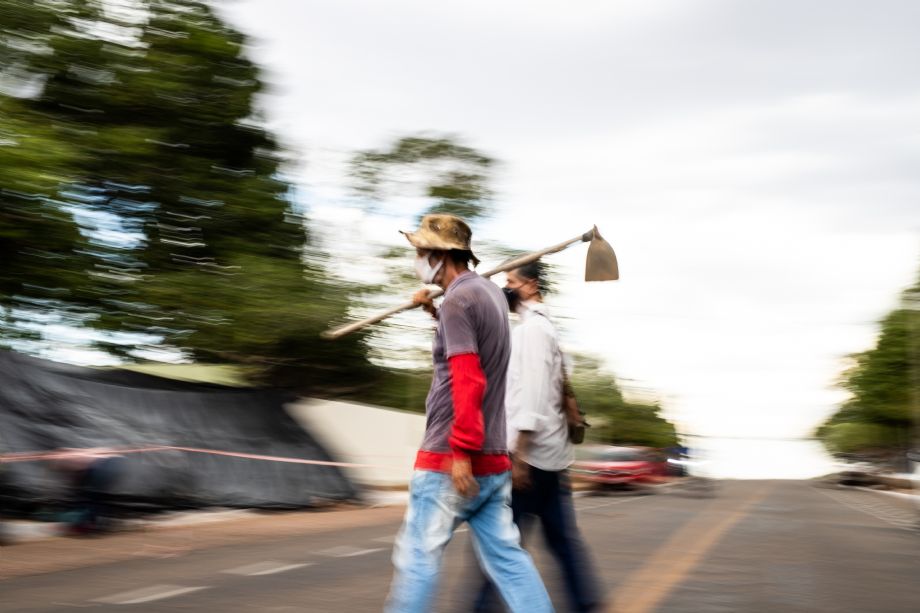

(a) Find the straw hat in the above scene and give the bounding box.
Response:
[400,214,479,265]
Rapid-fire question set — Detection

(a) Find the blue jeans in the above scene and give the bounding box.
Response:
[386,470,553,613]
[475,466,603,612]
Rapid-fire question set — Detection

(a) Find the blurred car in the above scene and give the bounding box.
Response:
[570,445,666,489]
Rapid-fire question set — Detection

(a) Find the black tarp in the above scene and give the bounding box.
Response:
[0,351,359,511]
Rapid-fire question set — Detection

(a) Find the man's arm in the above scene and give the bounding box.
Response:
[512,431,534,490]
[447,352,486,497]
[412,288,438,319]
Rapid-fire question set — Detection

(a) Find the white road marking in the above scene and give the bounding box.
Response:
[318,545,386,557]
[339,547,385,557]
[93,585,208,605]
[575,495,649,512]
[224,561,313,576]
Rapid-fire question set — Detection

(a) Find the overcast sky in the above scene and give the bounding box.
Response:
[216,0,919,474]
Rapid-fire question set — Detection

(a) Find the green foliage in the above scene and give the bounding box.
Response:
[336,134,503,383]
[0,0,380,393]
[0,101,89,308]
[350,135,494,221]
[838,307,917,424]
[344,368,433,413]
[817,274,920,457]
[0,2,675,425]
[820,422,902,455]
[569,354,679,449]
[343,136,674,438]
[0,1,95,338]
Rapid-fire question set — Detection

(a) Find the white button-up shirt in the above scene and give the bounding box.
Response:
[505,301,574,471]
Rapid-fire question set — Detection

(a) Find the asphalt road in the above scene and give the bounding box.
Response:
[1,480,918,612]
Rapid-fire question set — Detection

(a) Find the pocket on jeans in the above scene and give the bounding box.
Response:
[443,487,465,509]
[439,479,467,512]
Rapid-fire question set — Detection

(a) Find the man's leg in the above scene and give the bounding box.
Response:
[468,472,553,613]
[473,469,539,612]
[0,482,7,546]
[83,460,111,532]
[386,470,464,613]
[536,469,604,612]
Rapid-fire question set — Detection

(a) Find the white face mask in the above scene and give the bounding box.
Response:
[414,253,444,284]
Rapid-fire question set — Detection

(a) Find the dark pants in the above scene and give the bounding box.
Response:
[0,469,8,545]
[474,465,603,612]
[72,456,124,533]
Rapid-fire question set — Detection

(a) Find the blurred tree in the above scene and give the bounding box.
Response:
[819,422,899,456]
[0,100,92,342]
[0,1,93,342]
[337,135,504,391]
[0,0,381,392]
[569,354,679,449]
[817,274,920,461]
[350,135,495,222]
[345,140,674,432]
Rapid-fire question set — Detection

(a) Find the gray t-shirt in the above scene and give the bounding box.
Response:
[420,272,510,455]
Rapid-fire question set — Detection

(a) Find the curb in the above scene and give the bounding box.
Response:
[0,509,260,546]
[855,486,920,503]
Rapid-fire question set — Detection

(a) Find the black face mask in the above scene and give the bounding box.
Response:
[502,287,520,312]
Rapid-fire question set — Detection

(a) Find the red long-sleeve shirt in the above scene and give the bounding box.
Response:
[414,352,511,475]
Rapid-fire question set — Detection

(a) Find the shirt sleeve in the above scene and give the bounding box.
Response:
[447,352,486,459]
[508,318,557,434]
[439,295,478,357]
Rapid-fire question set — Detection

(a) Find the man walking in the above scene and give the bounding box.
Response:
[385,214,552,613]
[476,260,604,612]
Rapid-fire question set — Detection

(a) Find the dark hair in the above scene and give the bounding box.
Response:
[514,259,550,295]
[446,249,479,268]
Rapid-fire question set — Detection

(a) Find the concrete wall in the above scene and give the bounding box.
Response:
[286,398,426,487]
